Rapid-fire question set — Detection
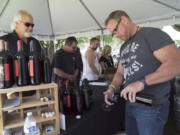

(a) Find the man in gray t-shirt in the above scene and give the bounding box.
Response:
[104,10,180,135]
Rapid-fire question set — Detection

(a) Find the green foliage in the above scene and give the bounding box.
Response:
[41,34,124,51]
[55,39,65,49]
[39,41,49,48]
[77,37,91,49]
[175,40,180,45]
[101,34,124,50]
[172,24,180,32]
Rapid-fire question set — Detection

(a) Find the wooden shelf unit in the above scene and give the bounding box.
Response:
[0,83,60,135]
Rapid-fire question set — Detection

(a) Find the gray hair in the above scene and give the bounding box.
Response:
[10,10,33,31]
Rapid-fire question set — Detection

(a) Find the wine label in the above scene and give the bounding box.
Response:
[4,63,10,81]
[14,60,19,77]
[67,95,71,108]
[29,59,34,77]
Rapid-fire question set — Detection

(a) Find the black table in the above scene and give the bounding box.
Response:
[60,84,125,135]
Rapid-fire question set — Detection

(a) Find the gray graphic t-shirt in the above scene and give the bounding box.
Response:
[120,27,174,104]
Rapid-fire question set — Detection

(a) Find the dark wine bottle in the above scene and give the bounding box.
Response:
[0,40,12,88]
[72,80,82,119]
[14,40,28,86]
[0,40,5,88]
[29,40,41,85]
[136,93,153,106]
[65,80,71,114]
[102,92,153,112]
[81,79,92,110]
[41,48,51,83]
[0,58,4,88]
[58,80,65,114]
[4,41,13,87]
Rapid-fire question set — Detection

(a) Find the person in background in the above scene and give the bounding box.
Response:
[53,36,78,82]
[0,10,41,99]
[104,10,180,135]
[81,37,104,81]
[99,45,114,73]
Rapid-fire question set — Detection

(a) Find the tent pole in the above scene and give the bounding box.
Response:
[101,30,104,48]
[79,0,104,31]
[152,0,180,11]
[47,0,55,40]
[0,0,9,17]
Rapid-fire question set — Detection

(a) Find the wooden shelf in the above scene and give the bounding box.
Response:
[2,100,55,112]
[42,131,59,135]
[4,112,57,129]
[0,83,57,94]
[0,83,60,135]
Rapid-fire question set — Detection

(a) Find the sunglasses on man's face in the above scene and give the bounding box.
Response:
[112,19,121,37]
[22,22,34,28]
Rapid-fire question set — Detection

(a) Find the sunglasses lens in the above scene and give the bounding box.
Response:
[25,23,34,27]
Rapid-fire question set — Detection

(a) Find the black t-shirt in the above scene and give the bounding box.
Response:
[99,55,114,68]
[120,27,174,104]
[53,48,77,79]
[0,31,41,58]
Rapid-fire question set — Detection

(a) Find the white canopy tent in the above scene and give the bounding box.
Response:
[0,0,180,40]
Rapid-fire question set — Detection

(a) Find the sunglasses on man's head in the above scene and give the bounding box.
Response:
[22,22,34,28]
[112,19,121,37]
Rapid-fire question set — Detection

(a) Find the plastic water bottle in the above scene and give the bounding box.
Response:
[24,112,40,135]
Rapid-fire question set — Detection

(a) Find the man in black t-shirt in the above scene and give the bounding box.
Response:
[0,10,41,99]
[104,10,180,135]
[53,37,78,82]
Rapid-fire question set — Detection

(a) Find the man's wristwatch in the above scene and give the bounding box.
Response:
[139,77,147,88]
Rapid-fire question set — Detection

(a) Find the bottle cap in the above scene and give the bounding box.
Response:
[27,112,32,116]
[30,40,37,52]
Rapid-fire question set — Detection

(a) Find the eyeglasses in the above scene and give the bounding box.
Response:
[112,19,121,37]
[21,21,34,28]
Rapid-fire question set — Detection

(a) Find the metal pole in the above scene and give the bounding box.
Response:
[152,0,180,12]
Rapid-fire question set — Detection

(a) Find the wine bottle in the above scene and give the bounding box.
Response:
[3,41,13,88]
[41,48,51,83]
[72,80,82,118]
[14,40,28,86]
[65,80,72,114]
[136,93,153,106]
[0,40,13,88]
[58,80,65,114]
[0,40,5,88]
[29,40,41,85]
[81,79,92,110]
[102,92,153,112]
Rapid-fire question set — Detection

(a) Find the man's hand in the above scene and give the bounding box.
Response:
[120,81,144,102]
[67,74,75,81]
[103,88,114,105]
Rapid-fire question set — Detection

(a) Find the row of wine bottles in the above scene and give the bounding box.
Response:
[58,79,92,117]
[0,39,51,89]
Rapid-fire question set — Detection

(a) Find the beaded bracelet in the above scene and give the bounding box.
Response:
[109,84,117,91]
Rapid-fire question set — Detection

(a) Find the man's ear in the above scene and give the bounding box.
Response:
[121,16,128,25]
[15,21,20,29]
